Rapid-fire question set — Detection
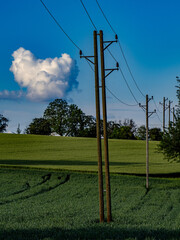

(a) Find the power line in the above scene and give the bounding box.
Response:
[95,0,116,35]
[80,0,97,30]
[105,46,140,105]
[95,0,146,98]
[117,41,146,98]
[153,98,162,113]
[106,86,138,107]
[118,66,139,105]
[155,112,163,124]
[39,0,94,72]
[40,0,80,50]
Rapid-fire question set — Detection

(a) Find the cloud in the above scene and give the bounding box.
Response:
[1,47,79,101]
[0,90,24,100]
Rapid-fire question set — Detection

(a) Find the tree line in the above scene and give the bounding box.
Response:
[0,78,179,162]
[0,99,162,140]
[26,99,163,140]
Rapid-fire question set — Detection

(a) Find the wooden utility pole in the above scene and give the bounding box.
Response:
[168,100,173,128]
[99,30,118,222]
[173,107,175,125]
[163,97,166,132]
[160,97,168,132]
[140,95,156,189]
[94,30,104,222]
[80,30,118,223]
[100,30,111,222]
[146,95,149,190]
[79,32,104,223]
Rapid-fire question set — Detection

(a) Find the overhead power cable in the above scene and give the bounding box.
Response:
[40,0,94,72]
[155,112,163,124]
[119,66,139,105]
[40,0,80,50]
[80,0,97,30]
[105,46,139,105]
[106,87,138,107]
[95,0,146,98]
[95,0,116,35]
[153,98,162,113]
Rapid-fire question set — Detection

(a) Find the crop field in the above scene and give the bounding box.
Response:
[0,134,180,239]
[0,133,180,175]
[0,168,180,240]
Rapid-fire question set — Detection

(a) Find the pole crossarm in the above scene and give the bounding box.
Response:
[80,55,95,65]
[159,98,168,104]
[139,96,156,118]
[103,40,117,51]
[165,105,169,111]
[148,110,156,118]
[105,68,119,78]
[139,103,146,112]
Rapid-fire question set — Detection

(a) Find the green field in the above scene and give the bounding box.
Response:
[0,133,180,175]
[0,134,180,239]
[0,168,180,240]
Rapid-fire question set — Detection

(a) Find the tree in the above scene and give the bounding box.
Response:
[44,99,69,136]
[158,121,180,162]
[149,128,162,141]
[107,121,121,139]
[26,118,51,135]
[79,115,96,137]
[0,114,9,133]
[158,78,180,162]
[123,118,136,134]
[65,104,85,137]
[43,99,96,137]
[136,125,146,140]
[107,119,136,139]
[16,123,21,134]
[117,126,136,139]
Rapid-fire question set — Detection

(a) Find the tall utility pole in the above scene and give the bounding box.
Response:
[79,31,104,223]
[140,95,156,189]
[99,30,118,222]
[94,30,104,223]
[168,100,173,128]
[80,30,118,223]
[160,97,168,132]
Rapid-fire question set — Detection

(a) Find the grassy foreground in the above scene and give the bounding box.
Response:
[0,133,180,175]
[0,168,180,240]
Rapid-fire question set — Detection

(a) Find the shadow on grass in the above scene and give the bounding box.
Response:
[0,226,180,240]
[0,174,70,206]
[0,159,143,167]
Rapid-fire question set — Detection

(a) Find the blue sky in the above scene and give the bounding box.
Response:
[0,0,180,132]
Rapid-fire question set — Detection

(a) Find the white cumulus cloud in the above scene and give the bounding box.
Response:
[2,47,79,101]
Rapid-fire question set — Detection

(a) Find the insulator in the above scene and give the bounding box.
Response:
[116,62,119,68]
[79,50,82,56]
[115,34,118,40]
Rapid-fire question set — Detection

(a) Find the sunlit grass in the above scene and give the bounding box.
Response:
[0,133,180,175]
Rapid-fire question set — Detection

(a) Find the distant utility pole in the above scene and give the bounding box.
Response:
[80,30,118,223]
[140,95,156,190]
[99,30,118,222]
[159,97,168,132]
[172,107,175,125]
[168,100,173,128]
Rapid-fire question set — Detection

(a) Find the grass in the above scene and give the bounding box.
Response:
[0,133,180,175]
[0,168,180,240]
